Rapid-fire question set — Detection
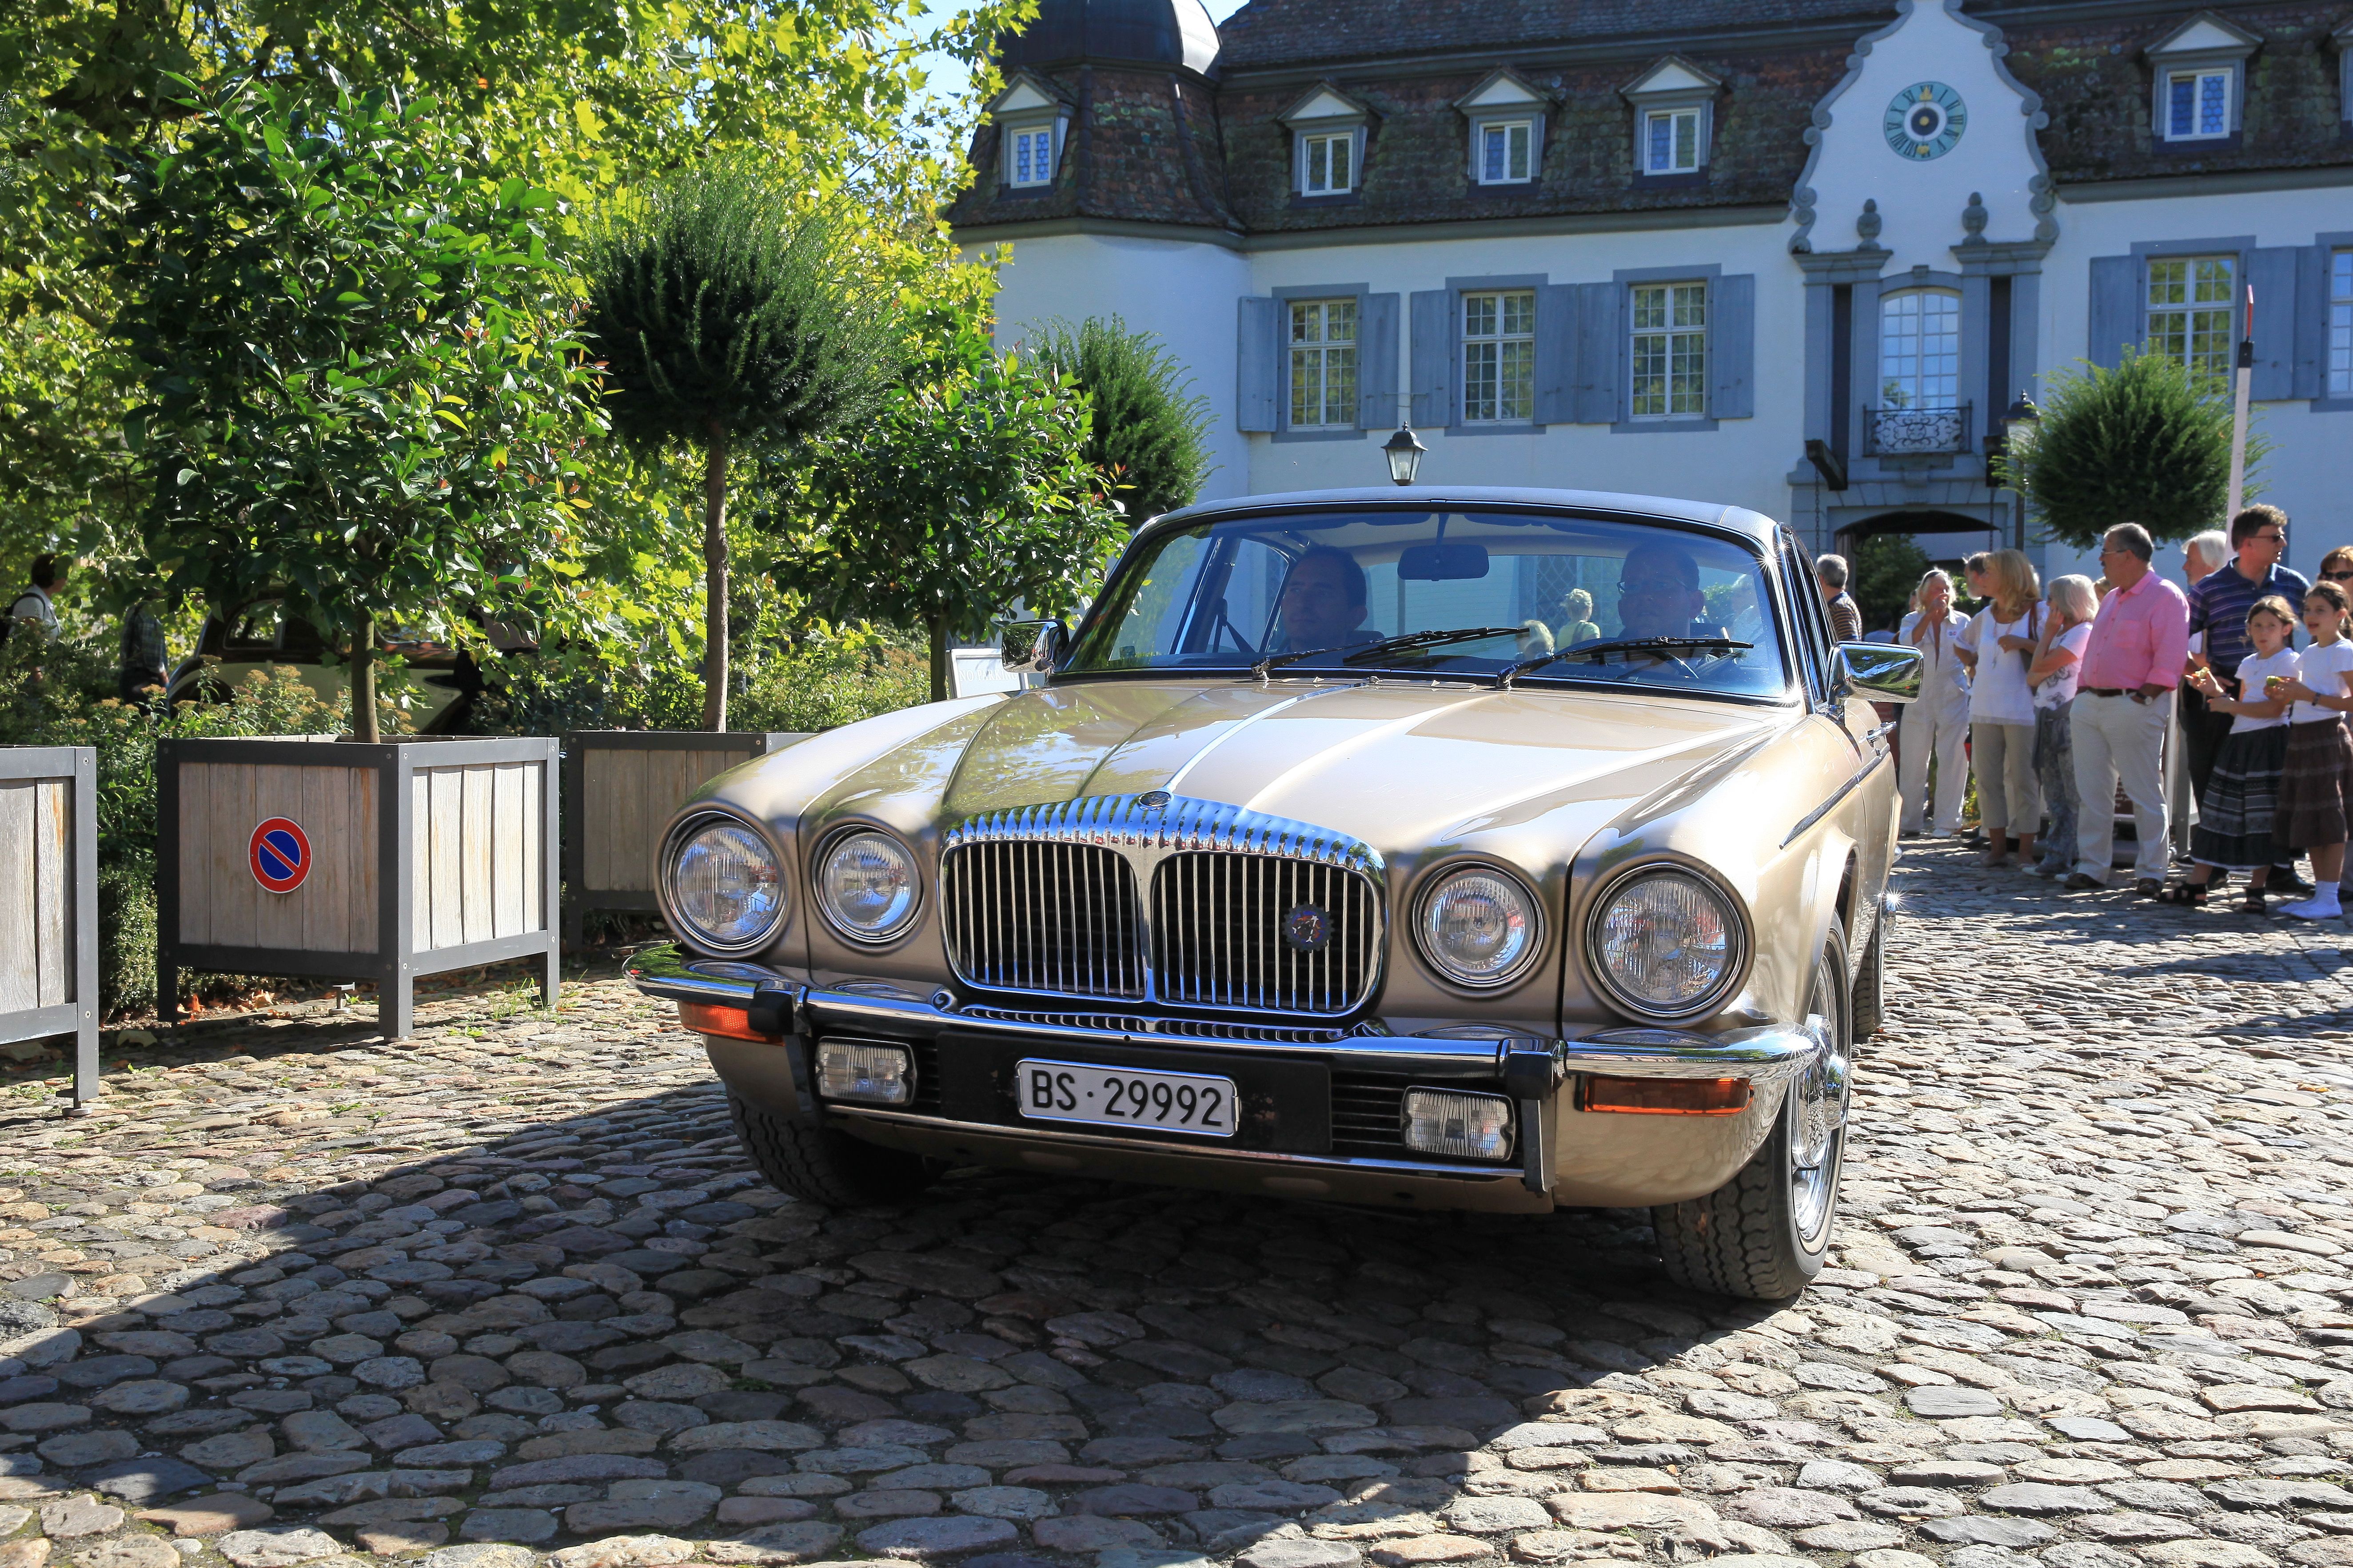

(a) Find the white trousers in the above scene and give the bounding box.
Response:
[1898,697,1970,834]
[2072,690,2173,884]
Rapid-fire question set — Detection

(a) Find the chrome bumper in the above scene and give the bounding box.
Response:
[625,944,1826,1084]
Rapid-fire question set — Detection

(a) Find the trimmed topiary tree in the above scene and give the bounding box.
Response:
[1995,347,2269,551]
[582,158,897,729]
[1027,316,1212,525]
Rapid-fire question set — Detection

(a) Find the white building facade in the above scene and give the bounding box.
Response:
[950,0,2353,594]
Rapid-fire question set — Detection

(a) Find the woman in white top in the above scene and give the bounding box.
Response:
[2269,581,2353,919]
[1895,569,1972,837]
[2167,596,2299,912]
[1965,549,2043,868]
[2024,575,2097,877]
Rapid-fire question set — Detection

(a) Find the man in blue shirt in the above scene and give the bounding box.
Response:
[2187,504,2310,887]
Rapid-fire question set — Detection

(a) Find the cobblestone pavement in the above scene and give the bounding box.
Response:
[9,842,2353,1568]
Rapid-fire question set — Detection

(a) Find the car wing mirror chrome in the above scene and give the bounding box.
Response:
[998,619,1066,676]
[1832,641,1923,703]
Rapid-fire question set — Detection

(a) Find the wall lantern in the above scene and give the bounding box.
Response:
[1383,423,1426,486]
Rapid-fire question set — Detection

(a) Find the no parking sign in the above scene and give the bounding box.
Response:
[250,817,311,894]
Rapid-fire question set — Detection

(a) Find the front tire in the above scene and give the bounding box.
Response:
[728,1090,934,1207]
[1851,899,1887,1039]
[1653,920,1852,1300]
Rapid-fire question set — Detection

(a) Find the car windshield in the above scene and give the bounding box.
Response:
[1065,507,1791,698]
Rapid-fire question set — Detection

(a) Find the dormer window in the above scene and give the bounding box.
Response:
[1301,131,1353,195]
[2143,12,2258,147]
[2163,68,2230,139]
[1453,69,1551,190]
[985,71,1072,195]
[1620,56,1721,182]
[1643,108,1703,175]
[1009,127,1057,187]
[1475,120,1535,184]
[1280,82,1375,201]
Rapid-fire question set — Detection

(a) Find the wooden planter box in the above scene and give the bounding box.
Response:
[158,736,559,1039]
[562,731,807,943]
[0,747,97,1107]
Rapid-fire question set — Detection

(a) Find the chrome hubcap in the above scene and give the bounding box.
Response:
[1789,995,1850,1242]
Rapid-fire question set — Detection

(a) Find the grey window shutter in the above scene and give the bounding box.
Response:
[1357,293,1400,430]
[2086,256,2137,370]
[1709,273,1756,419]
[1236,297,1278,432]
[1534,284,1576,425]
[2248,246,2299,402]
[1572,281,1623,425]
[2294,244,2328,401]
[1410,289,1452,428]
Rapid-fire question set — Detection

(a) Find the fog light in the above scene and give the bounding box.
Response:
[1401,1088,1514,1161]
[815,1041,914,1105]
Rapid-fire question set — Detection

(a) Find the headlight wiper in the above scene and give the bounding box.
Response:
[1339,626,1529,665]
[1498,635,1752,689]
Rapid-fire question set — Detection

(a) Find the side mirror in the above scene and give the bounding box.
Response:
[1832,641,1923,703]
[998,620,1065,676]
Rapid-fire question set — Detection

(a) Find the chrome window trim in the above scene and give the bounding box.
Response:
[1408,858,1549,993]
[1580,859,1755,1025]
[809,823,926,948]
[939,792,1387,1018]
[656,808,791,959]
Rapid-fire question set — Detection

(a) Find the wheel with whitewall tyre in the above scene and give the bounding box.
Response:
[1850,900,1886,1039]
[1652,918,1851,1300]
[727,1090,934,1207]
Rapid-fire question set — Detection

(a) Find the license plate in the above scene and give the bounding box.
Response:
[1015,1059,1237,1138]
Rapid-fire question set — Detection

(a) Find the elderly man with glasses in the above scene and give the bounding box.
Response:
[2066,523,2192,895]
[2186,505,2313,890]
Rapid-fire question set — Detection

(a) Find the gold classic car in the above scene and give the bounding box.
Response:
[628,487,1922,1300]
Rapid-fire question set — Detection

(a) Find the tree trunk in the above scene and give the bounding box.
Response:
[702,425,731,732]
[351,614,379,744]
[928,611,950,704]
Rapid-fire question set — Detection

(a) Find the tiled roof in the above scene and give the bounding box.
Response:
[950,0,2353,239]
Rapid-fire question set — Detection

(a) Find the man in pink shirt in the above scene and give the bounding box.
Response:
[2067,522,2191,893]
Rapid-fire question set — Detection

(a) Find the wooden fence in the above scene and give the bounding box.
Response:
[0,747,96,1107]
[159,735,559,1038]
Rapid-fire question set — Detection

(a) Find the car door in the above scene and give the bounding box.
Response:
[1777,537,1891,963]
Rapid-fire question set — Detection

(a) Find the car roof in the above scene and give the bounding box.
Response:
[1141,486,1783,545]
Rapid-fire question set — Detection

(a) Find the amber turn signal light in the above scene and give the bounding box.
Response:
[1578,1075,1750,1115]
[678,1001,771,1041]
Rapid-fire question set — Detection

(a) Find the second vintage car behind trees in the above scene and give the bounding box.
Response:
[630,487,1921,1300]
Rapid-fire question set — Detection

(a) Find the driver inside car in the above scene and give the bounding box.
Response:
[1611,540,1727,643]
[1274,545,1383,652]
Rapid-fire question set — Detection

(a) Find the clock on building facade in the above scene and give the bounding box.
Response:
[1885,81,1967,159]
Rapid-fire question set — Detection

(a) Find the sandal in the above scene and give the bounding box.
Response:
[2241,889,2268,916]
[2154,881,2209,906]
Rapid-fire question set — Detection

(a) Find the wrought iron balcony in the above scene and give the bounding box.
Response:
[1864,402,1971,457]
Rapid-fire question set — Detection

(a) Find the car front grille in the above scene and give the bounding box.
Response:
[939,794,1387,1020]
[1152,852,1379,1016]
[941,838,1145,1001]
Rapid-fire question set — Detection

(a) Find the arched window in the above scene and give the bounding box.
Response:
[1878,289,1961,410]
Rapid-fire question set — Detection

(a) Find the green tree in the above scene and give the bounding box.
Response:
[768,305,1125,703]
[581,158,897,731]
[110,84,605,741]
[1850,532,1931,636]
[1027,315,1212,524]
[1995,348,2268,550]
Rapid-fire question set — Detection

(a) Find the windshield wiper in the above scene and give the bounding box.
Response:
[1340,626,1529,666]
[1252,645,1344,681]
[1498,635,1752,689]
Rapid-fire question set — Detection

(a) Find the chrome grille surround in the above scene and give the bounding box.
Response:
[940,794,1386,1017]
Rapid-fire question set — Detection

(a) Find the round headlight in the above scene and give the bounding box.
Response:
[1416,866,1542,987]
[818,830,921,943]
[1587,868,1745,1019]
[669,817,784,952]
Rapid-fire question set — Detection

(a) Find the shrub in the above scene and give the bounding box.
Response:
[1027,316,1214,524]
[1851,533,1932,636]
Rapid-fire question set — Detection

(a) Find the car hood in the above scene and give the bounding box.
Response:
[892,678,1781,853]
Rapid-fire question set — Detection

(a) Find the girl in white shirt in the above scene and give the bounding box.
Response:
[2270,582,2353,919]
[1965,549,2043,868]
[2024,575,2097,877]
[2168,596,2300,912]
